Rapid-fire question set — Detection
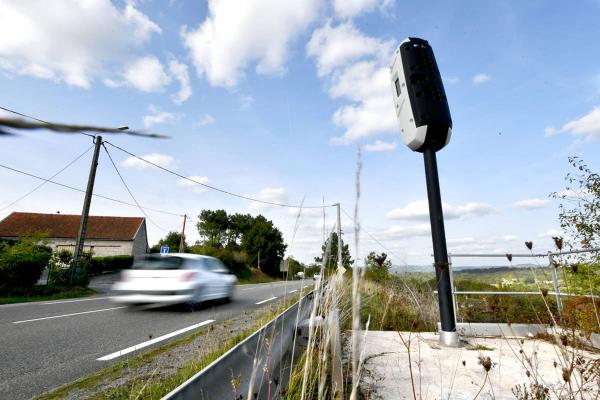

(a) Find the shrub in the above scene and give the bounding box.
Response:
[189,244,249,278]
[48,250,91,287]
[561,297,600,335]
[0,241,52,292]
[90,255,134,275]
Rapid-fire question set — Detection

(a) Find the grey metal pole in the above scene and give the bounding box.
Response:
[72,135,102,280]
[179,214,187,253]
[423,147,458,346]
[549,255,563,312]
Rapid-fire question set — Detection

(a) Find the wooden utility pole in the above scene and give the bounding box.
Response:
[179,214,187,253]
[72,136,102,281]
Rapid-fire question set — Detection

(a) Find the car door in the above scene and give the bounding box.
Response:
[205,258,228,297]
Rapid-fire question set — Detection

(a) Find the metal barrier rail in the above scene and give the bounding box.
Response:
[162,291,313,400]
[443,248,600,316]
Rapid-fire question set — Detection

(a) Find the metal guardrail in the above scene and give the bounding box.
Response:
[162,291,313,400]
[445,248,600,315]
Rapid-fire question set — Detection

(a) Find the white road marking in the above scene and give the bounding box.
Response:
[12,306,126,324]
[255,296,277,305]
[42,296,110,305]
[289,290,298,293]
[97,319,215,361]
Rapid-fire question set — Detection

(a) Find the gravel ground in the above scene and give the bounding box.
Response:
[40,299,291,399]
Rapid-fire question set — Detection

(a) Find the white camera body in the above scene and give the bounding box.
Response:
[389,37,452,152]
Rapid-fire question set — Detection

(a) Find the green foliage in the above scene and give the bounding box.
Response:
[240,215,286,277]
[314,232,353,270]
[194,210,286,277]
[47,250,91,287]
[0,239,52,292]
[150,231,187,253]
[90,255,134,275]
[551,157,600,249]
[364,251,391,282]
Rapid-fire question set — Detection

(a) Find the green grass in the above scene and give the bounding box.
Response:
[0,286,96,305]
[237,267,282,284]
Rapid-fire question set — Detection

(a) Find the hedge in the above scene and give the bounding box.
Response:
[0,241,52,293]
[90,255,134,275]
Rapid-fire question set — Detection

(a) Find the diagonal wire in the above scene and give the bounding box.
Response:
[0,144,94,212]
[101,143,172,233]
[0,163,184,217]
[103,140,338,209]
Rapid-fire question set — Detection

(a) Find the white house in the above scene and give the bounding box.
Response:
[0,212,148,258]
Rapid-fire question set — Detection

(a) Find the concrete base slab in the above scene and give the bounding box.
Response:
[358,331,600,400]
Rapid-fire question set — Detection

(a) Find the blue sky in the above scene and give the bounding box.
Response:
[1,0,599,265]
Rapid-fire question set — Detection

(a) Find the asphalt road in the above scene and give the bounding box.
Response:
[0,279,310,400]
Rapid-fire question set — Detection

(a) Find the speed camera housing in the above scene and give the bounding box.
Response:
[390,37,452,152]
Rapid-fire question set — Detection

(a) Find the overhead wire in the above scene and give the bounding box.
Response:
[101,143,172,233]
[0,163,184,217]
[0,144,94,212]
[103,140,338,209]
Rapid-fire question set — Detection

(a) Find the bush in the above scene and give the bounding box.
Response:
[47,250,91,287]
[0,240,52,292]
[90,255,134,275]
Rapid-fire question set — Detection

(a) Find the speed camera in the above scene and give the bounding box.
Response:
[389,37,452,152]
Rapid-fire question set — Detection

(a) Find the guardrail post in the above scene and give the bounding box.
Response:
[549,254,563,312]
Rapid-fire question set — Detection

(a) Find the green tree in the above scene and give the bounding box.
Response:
[364,251,392,282]
[314,232,353,270]
[551,157,600,249]
[241,215,287,277]
[227,213,254,247]
[150,231,188,253]
[196,209,229,247]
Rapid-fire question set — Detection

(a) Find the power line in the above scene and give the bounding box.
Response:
[0,144,94,212]
[103,140,338,209]
[0,105,94,138]
[102,143,171,233]
[0,162,184,217]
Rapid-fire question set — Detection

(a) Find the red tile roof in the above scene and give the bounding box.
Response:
[0,212,145,241]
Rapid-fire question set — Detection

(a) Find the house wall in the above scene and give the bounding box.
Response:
[131,221,148,259]
[49,238,134,257]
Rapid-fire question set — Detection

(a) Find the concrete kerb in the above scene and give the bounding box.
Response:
[162,291,314,400]
[436,322,600,350]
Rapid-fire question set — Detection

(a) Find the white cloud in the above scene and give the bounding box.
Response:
[472,73,491,85]
[386,200,497,221]
[378,224,431,240]
[168,58,192,104]
[512,198,550,210]
[198,114,216,126]
[544,126,557,137]
[122,153,176,169]
[307,21,396,144]
[561,106,600,141]
[538,229,561,238]
[123,56,171,92]
[306,20,391,76]
[182,0,323,87]
[248,187,288,209]
[365,140,397,152]
[0,0,160,88]
[333,0,394,19]
[143,105,180,128]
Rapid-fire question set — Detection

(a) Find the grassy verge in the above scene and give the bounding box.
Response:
[35,295,301,400]
[0,286,96,305]
[237,267,282,284]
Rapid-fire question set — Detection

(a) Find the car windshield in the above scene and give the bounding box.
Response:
[132,256,184,270]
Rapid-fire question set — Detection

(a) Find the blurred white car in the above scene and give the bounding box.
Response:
[313,273,321,281]
[111,254,237,307]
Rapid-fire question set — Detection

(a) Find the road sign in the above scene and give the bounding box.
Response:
[160,246,169,255]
